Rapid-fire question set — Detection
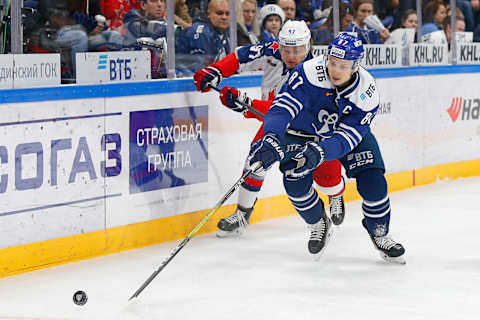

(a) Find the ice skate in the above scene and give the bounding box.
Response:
[216,205,253,238]
[362,219,406,264]
[329,195,345,225]
[307,214,333,259]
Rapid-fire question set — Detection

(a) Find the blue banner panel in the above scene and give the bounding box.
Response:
[129,106,208,194]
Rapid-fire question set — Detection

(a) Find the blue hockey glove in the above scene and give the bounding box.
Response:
[285,141,325,179]
[248,134,284,171]
[219,86,251,113]
[193,66,222,92]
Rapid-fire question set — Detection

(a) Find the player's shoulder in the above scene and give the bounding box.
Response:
[346,67,379,111]
[300,54,334,90]
[262,41,282,59]
[236,41,282,63]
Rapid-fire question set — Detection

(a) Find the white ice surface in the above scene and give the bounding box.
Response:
[1,177,479,320]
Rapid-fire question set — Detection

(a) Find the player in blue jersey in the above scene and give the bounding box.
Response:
[248,32,406,263]
[193,21,347,238]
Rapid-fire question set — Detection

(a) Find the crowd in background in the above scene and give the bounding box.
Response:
[1,0,480,82]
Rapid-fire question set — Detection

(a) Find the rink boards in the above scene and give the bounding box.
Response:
[0,66,480,277]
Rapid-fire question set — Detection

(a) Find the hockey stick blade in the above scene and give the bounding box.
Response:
[208,85,265,119]
[128,163,261,301]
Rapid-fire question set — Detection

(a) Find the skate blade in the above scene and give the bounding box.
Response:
[312,227,334,261]
[216,228,246,238]
[331,216,344,226]
[379,252,406,265]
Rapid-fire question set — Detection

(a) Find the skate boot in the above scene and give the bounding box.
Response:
[362,219,406,264]
[307,214,333,259]
[216,205,253,238]
[329,195,345,226]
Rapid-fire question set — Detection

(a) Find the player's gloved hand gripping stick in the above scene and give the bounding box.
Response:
[208,84,266,119]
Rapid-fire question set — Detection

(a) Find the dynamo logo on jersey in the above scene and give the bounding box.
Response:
[447,97,480,122]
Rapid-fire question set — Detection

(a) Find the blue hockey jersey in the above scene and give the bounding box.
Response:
[234,41,313,100]
[264,54,380,161]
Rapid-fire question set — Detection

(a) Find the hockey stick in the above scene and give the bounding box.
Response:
[209,85,308,140]
[128,162,261,301]
[208,85,266,119]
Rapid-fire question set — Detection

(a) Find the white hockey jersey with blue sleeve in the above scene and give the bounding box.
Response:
[264,54,380,161]
[235,41,292,100]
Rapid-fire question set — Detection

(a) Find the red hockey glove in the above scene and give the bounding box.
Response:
[219,86,252,113]
[193,66,222,92]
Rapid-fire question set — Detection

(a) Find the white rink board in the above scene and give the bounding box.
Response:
[0,72,479,248]
[0,54,60,89]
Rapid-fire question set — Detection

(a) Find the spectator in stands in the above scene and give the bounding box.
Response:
[473,0,480,25]
[175,0,192,30]
[453,1,476,32]
[473,0,480,41]
[123,0,168,78]
[176,0,231,75]
[422,0,447,36]
[259,4,285,42]
[277,0,296,21]
[237,0,260,46]
[100,0,132,32]
[186,0,210,23]
[401,9,418,29]
[443,9,466,47]
[32,0,89,81]
[123,0,167,48]
[345,0,389,44]
[384,9,417,46]
[70,1,123,51]
[311,2,353,45]
[294,0,322,24]
[422,8,465,45]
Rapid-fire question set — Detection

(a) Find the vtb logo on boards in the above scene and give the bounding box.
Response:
[97,54,133,80]
[447,97,480,122]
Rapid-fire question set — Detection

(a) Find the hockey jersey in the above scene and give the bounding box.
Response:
[264,54,380,161]
[219,41,313,100]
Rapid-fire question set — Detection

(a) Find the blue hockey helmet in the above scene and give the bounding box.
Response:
[327,33,364,68]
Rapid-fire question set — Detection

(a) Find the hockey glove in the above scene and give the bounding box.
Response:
[193,66,222,92]
[219,86,251,113]
[285,141,325,179]
[248,134,284,172]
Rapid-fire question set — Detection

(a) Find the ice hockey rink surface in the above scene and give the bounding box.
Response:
[0,177,479,320]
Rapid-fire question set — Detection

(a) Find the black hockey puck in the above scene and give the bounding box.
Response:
[73,290,88,306]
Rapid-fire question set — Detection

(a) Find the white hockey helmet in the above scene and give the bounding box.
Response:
[259,4,285,28]
[278,20,311,56]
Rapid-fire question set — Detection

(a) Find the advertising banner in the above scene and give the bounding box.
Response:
[129,106,209,194]
[12,54,61,88]
[456,43,480,64]
[0,55,14,89]
[0,54,60,89]
[0,99,120,247]
[408,43,448,66]
[362,44,402,69]
[312,45,403,69]
[76,51,151,84]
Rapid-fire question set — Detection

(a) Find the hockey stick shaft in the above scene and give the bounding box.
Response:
[128,163,261,301]
[208,85,265,119]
